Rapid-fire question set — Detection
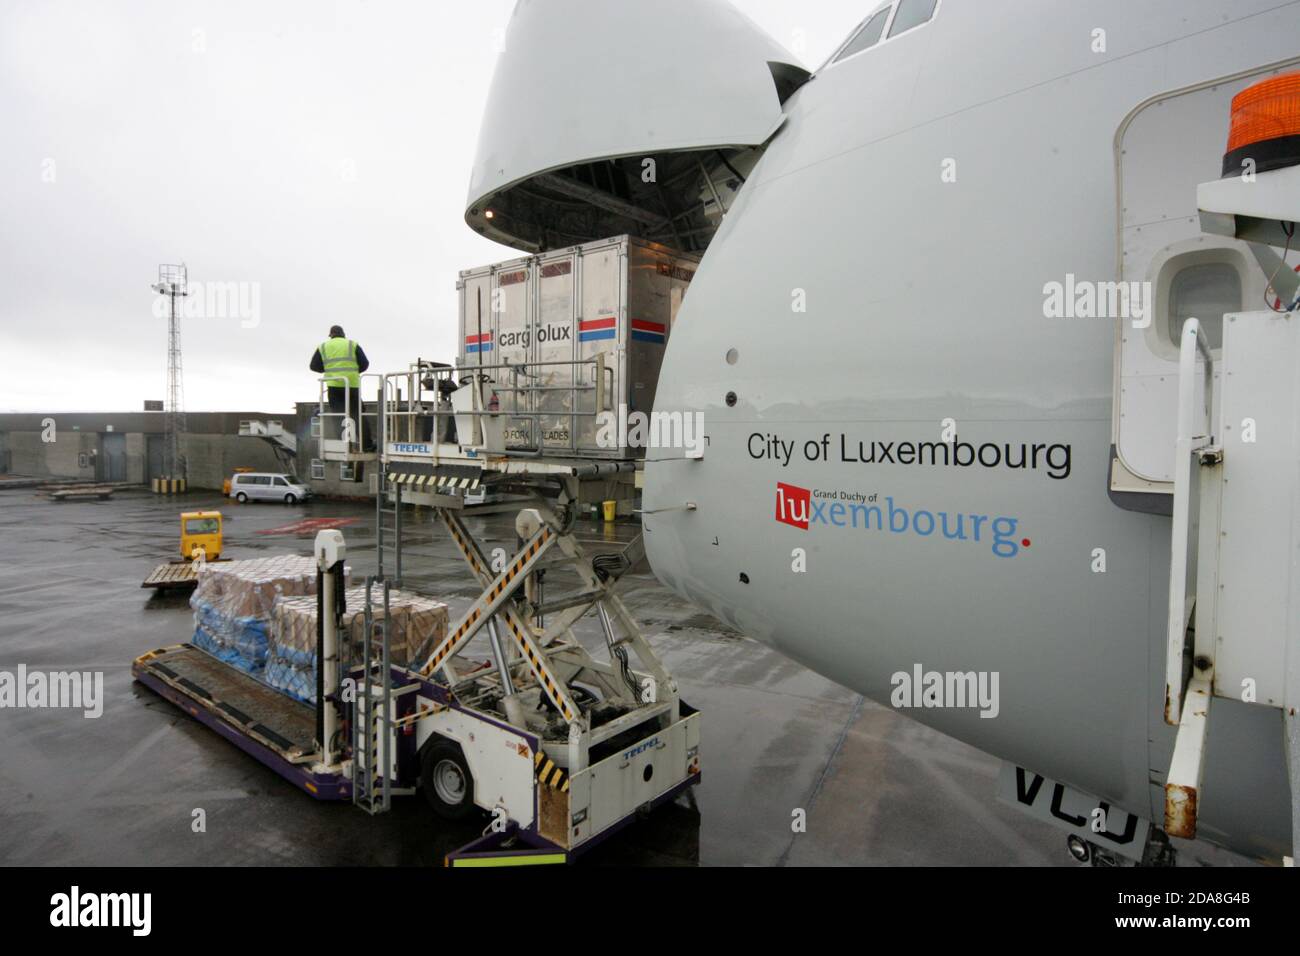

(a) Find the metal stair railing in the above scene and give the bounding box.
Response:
[1164,317,1217,725]
[1162,316,1218,839]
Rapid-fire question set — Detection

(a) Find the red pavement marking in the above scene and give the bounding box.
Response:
[254,517,360,537]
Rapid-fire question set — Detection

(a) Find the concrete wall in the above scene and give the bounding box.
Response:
[1,429,288,488]
[8,429,98,480]
[186,434,290,490]
[0,411,298,434]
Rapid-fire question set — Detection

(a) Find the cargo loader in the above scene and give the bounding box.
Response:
[134,235,703,863]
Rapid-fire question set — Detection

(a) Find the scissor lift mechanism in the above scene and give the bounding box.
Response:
[423,498,677,742]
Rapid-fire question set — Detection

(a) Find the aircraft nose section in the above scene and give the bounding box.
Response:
[465,0,807,251]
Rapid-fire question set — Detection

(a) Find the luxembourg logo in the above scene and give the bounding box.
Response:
[774,482,1030,559]
[775,482,811,529]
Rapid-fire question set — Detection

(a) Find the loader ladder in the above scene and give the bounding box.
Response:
[375,469,403,587]
[352,577,394,815]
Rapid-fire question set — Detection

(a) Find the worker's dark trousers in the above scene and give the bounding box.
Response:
[326,386,373,450]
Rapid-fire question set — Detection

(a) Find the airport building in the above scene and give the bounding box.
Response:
[0,405,381,499]
[0,411,296,489]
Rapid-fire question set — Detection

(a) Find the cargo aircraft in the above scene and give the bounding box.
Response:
[464,0,1300,864]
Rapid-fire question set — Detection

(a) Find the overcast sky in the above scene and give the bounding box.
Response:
[1,0,864,413]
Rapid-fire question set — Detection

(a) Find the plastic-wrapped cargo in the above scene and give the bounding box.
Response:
[190,555,337,676]
[265,587,450,704]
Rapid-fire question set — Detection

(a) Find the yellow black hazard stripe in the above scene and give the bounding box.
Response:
[534,750,570,792]
[388,472,481,491]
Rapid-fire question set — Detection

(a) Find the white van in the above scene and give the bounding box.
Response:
[229,472,311,505]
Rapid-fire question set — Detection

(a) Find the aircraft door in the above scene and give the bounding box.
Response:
[1111,65,1289,503]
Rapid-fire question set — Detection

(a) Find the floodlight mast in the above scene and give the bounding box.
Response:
[153,263,189,483]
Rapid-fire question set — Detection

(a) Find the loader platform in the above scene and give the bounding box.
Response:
[133,644,350,800]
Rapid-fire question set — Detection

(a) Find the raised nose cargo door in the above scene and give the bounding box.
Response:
[464,0,807,254]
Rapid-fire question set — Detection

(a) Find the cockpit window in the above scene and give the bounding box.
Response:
[833,7,891,63]
[888,0,938,38]
[828,0,939,67]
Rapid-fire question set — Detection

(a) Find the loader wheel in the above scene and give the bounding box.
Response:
[421,739,475,821]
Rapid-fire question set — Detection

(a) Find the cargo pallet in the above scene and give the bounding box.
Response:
[48,484,118,501]
[132,644,350,798]
[141,558,231,591]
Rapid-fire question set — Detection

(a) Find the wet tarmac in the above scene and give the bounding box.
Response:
[0,485,1079,866]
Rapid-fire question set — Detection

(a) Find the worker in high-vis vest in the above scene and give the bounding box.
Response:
[310,325,373,450]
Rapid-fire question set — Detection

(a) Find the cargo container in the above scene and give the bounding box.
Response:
[457,235,698,459]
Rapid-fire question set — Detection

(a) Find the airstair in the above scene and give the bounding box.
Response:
[238,419,298,470]
[1161,162,1300,850]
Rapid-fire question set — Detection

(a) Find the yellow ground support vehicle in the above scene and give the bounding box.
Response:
[180,511,223,561]
[142,511,227,591]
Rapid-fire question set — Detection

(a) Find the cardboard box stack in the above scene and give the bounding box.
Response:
[266,587,450,703]
[190,555,335,676]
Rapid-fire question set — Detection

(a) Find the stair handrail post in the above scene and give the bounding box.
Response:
[1165,317,1216,725]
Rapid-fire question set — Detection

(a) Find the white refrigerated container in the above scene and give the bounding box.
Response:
[457,235,698,459]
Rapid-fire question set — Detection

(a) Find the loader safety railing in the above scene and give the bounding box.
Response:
[316,373,384,461]
[378,356,614,457]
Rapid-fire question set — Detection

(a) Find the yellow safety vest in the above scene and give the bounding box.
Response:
[320,338,360,389]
